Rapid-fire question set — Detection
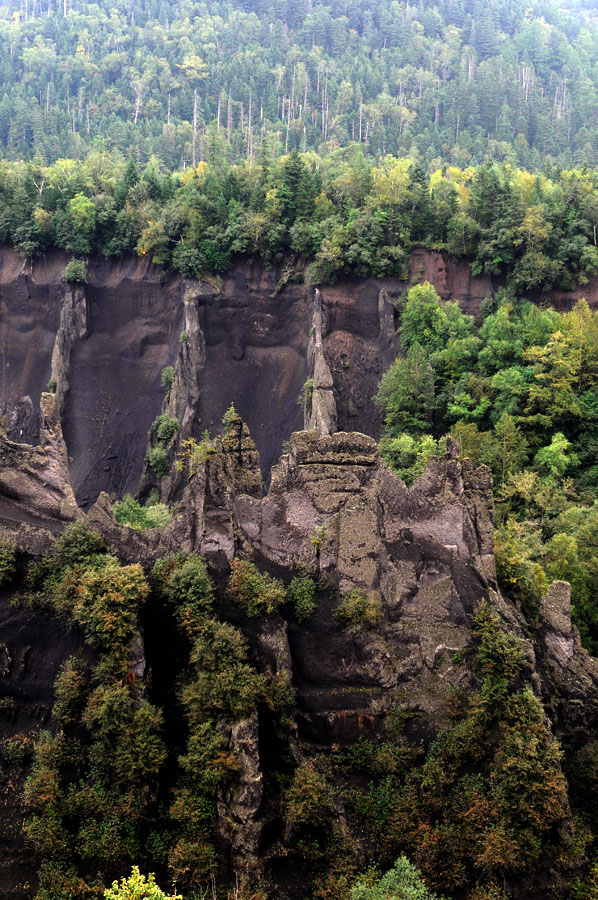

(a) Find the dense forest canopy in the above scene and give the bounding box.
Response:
[3,0,598,169]
[6,150,598,294]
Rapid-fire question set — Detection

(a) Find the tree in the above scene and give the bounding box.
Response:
[400,282,448,354]
[376,342,435,437]
[105,867,181,900]
[351,857,439,900]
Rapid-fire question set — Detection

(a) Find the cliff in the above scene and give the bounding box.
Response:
[2,245,589,508]
[0,399,597,898]
[2,248,598,898]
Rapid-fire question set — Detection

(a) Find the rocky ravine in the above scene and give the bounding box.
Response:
[1,390,598,897]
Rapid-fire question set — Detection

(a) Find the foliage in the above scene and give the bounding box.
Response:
[62,259,87,284]
[222,402,238,430]
[287,576,318,621]
[227,559,285,617]
[284,761,336,835]
[5,147,598,295]
[299,378,314,413]
[104,867,181,900]
[351,856,439,900]
[0,539,16,585]
[152,415,179,446]
[150,551,271,893]
[148,447,169,478]
[113,496,172,531]
[160,367,175,390]
[377,286,598,646]
[380,604,568,894]
[2,0,598,176]
[379,433,446,485]
[23,528,167,899]
[334,589,382,632]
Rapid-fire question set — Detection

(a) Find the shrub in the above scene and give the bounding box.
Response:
[163,554,215,634]
[227,559,285,616]
[167,839,217,893]
[183,619,265,722]
[148,446,169,477]
[114,495,172,530]
[160,366,175,389]
[50,554,148,666]
[62,259,87,283]
[0,539,16,585]
[105,866,181,900]
[284,760,336,834]
[222,402,238,429]
[287,576,317,621]
[351,856,439,900]
[298,377,314,412]
[47,376,57,394]
[53,657,88,726]
[334,589,382,632]
[152,414,179,445]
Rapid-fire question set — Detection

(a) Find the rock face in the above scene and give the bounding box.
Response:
[1,245,580,507]
[1,405,598,896]
[0,393,80,552]
[3,246,598,897]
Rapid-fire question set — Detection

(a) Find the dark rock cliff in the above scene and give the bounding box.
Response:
[2,248,598,897]
[0,399,597,897]
[0,246,594,507]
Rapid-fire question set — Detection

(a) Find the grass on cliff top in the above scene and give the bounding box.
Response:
[113,495,172,530]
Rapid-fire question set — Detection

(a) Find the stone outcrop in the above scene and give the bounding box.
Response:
[51,281,89,417]
[0,392,80,554]
[304,289,337,435]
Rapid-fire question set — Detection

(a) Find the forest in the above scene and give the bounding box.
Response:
[1,0,598,169]
[6,151,598,296]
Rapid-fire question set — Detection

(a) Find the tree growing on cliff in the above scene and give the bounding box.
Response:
[375,342,434,437]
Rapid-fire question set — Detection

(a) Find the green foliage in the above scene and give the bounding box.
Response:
[104,867,181,900]
[379,433,446,485]
[227,559,285,617]
[287,576,318,621]
[376,342,434,437]
[0,538,16,585]
[382,604,568,893]
[222,402,238,430]
[494,520,547,619]
[334,589,382,632]
[160,367,175,390]
[62,259,87,284]
[53,657,88,727]
[299,378,314,413]
[183,619,266,723]
[23,532,166,900]
[376,294,598,645]
[284,761,336,835]
[351,856,439,900]
[400,283,449,355]
[152,415,179,446]
[113,496,172,531]
[148,447,169,478]
[150,551,273,893]
[47,377,57,394]
[153,553,215,637]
